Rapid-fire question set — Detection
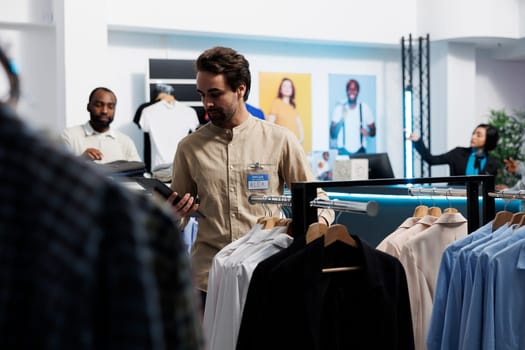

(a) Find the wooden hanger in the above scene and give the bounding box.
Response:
[322,224,361,273]
[257,216,280,229]
[517,214,525,229]
[276,218,292,226]
[324,224,358,248]
[444,207,459,214]
[256,216,268,225]
[492,210,513,231]
[428,206,442,217]
[276,218,293,235]
[509,212,525,226]
[413,205,429,218]
[306,222,328,244]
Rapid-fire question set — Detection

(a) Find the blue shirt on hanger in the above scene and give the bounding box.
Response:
[460,225,525,350]
[430,222,508,350]
[427,220,494,350]
[482,237,525,349]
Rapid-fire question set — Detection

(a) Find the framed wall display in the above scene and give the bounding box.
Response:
[328,74,377,155]
[259,72,312,152]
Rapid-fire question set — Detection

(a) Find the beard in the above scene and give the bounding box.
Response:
[207,107,233,127]
[90,117,113,132]
[347,95,357,105]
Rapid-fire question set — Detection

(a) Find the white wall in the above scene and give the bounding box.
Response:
[107,31,405,175]
[475,54,525,118]
[0,0,53,24]
[0,28,56,131]
[417,0,521,40]
[106,0,416,46]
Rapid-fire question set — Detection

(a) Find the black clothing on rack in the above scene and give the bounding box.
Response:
[237,235,414,350]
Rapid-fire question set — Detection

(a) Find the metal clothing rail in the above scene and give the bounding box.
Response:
[310,198,379,216]
[248,194,292,206]
[290,175,496,236]
[408,187,467,198]
[248,194,379,216]
[488,190,525,200]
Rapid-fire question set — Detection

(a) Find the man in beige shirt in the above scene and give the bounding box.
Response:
[168,46,334,308]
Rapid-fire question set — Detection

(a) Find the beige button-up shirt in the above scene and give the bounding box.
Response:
[399,212,468,350]
[171,117,333,291]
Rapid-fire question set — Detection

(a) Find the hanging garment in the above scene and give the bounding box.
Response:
[376,216,421,256]
[477,232,525,349]
[376,214,438,259]
[426,220,494,350]
[133,99,161,171]
[237,235,414,350]
[427,221,512,350]
[204,222,293,350]
[397,212,468,350]
[139,100,200,175]
[459,225,525,350]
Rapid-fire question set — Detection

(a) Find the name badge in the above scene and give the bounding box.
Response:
[247,173,269,191]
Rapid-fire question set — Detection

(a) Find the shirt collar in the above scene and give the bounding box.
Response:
[471,148,486,157]
[207,115,255,135]
[82,121,116,139]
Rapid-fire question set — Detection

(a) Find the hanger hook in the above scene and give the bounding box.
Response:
[335,210,343,224]
[410,187,423,206]
[498,189,507,210]
[262,202,270,217]
[446,189,452,209]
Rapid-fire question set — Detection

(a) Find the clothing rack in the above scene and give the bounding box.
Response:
[248,194,379,216]
[488,190,525,200]
[290,175,495,236]
[408,187,468,198]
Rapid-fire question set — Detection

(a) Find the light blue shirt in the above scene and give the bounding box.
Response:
[432,223,508,350]
[460,225,525,350]
[182,218,198,255]
[427,221,493,350]
[459,225,514,340]
[483,237,525,349]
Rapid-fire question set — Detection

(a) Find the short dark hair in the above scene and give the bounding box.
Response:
[478,123,499,151]
[88,87,116,104]
[346,79,360,92]
[195,46,251,101]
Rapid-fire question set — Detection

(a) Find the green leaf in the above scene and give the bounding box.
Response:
[488,108,525,185]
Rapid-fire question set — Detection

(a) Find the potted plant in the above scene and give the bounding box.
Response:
[488,109,525,186]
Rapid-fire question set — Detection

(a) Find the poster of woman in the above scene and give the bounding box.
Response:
[328,74,377,155]
[259,72,312,152]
